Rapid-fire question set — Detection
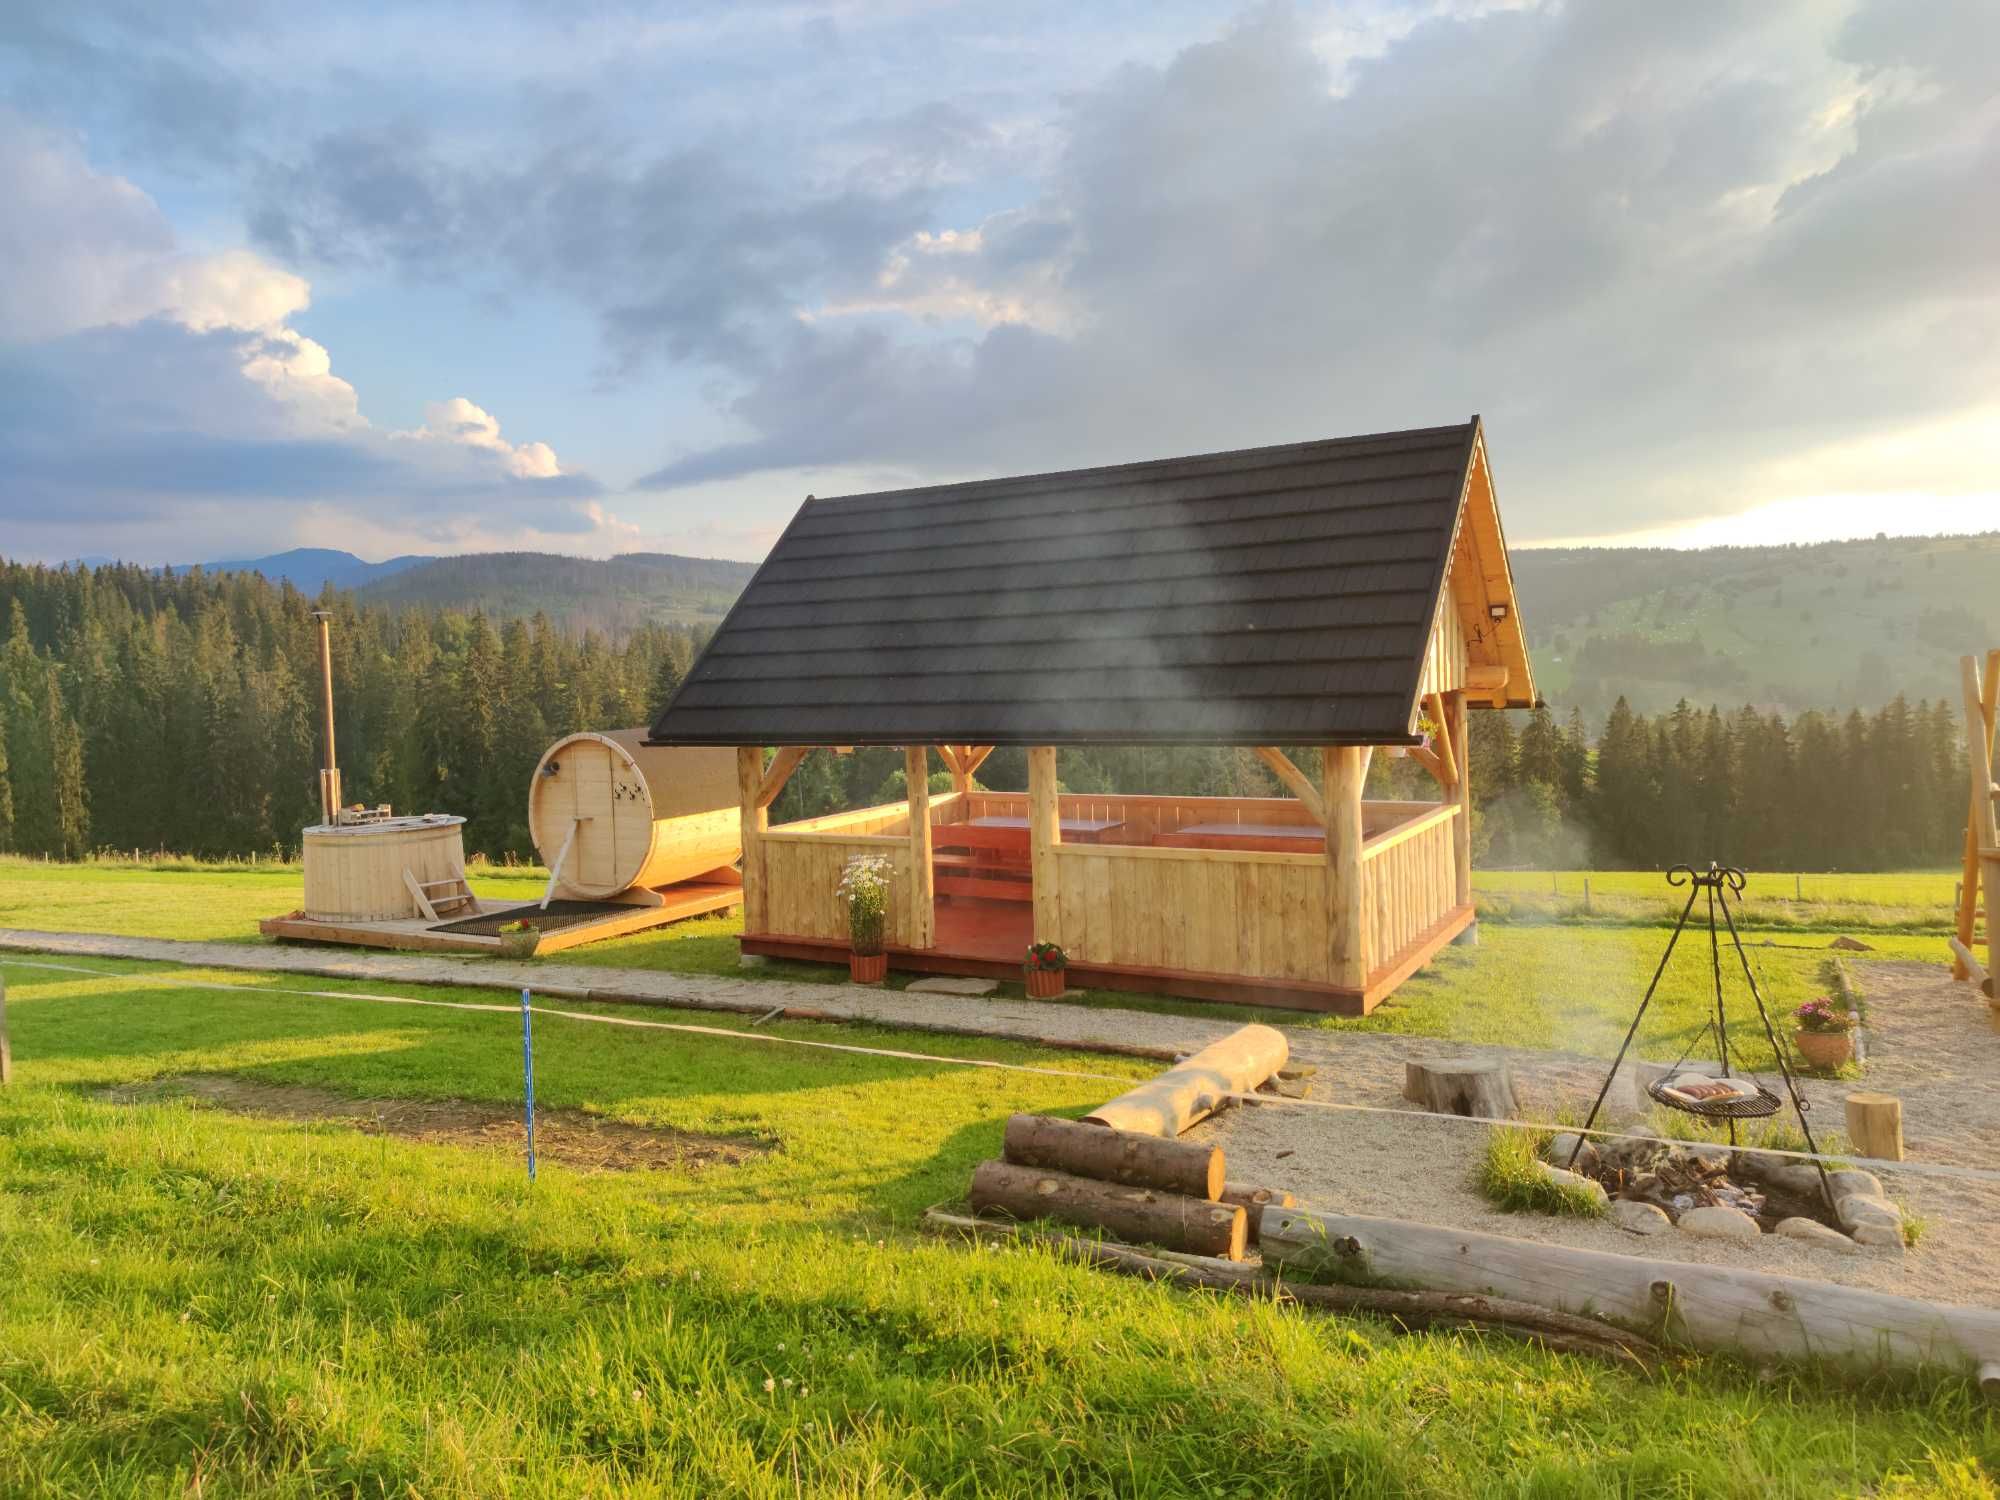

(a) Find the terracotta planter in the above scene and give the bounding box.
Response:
[1793,1029,1852,1070]
[1025,965,1066,999]
[849,951,888,985]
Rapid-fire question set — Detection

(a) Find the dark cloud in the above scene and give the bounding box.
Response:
[249,125,936,378]
[628,1,2000,534]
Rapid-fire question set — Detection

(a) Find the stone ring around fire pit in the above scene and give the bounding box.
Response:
[1542,1132,1905,1253]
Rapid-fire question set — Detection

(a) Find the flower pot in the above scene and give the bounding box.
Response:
[1793,1029,1852,1070]
[1025,965,1066,999]
[849,951,888,985]
[497,930,540,961]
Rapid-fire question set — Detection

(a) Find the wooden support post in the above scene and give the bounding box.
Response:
[757,746,808,808]
[905,746,935,949]
[1322,746,1369,990]
[1446,690,1475,944]
[0,973,11,1086]
[1028,746,1060,947]
[737,747,769,935]
[1956,652,1999,979]
[1251,747,1328,826]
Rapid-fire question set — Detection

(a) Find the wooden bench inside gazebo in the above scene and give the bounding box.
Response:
[647,418,1536,1014]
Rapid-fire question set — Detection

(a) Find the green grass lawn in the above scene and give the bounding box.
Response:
[0,857,1954,1072]
[2,955,1993,1497]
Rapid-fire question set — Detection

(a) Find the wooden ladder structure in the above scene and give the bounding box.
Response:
[404,866,478,922]
[1952,650,1999,996]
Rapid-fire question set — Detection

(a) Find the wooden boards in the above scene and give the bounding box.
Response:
[1004,1113,1223,1199]
[970,1160,1246,1260]
[1262,1205,2000,1386]
[1084,1024,1289,1136]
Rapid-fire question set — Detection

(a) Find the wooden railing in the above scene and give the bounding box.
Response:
[1360,802,1460,967]
[1045,844,1330,984]
[958,790,1419,844]
[759,832,918,947]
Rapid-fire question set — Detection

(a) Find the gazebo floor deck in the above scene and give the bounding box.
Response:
[740,897,1475,1016]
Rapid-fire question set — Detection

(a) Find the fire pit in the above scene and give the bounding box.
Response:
[1544,1130,1905,1251]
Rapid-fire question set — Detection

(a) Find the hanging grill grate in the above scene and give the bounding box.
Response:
[1643,1076,1783,1119]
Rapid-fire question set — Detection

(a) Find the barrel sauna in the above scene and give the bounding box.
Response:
[528,730,741,899]
[303,815,468,922]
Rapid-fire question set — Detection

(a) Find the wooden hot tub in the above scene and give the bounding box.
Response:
[302,814,468,922]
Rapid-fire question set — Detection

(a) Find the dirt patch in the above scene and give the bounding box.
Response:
[97,1074,769,1174]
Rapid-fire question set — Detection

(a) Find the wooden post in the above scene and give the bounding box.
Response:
[0,973,11,1086]
[1028,746,1061,947]
[736,747,768,935]
[1446,689,1475,944]
[1956,652,1999,979]
[1322,746,1368,991]
[905,746,935,949]
[1844,1092,1904,1162]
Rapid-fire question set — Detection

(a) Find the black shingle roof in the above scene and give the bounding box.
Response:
[648,420,1483,747]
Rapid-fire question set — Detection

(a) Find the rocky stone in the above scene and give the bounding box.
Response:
[1683,1142,1733,1168]
[1610,1199,1672,1235]
[1543,1134,1599,1175]
[1597,1134,1664,1172]
[904,976,1000,996]
[1537,1163,1609,1206]
[1827,1169,1884,1202]
[1849,1219,1907,1251]
[1755,1162,1830,1199]
[1837,1195,1901,1232]
[1774,1216,1861,1252]
[1678,1205,1763,1242]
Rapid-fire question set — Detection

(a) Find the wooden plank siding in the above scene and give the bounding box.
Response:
[759,833,919,948]
[1360,803,1460,968]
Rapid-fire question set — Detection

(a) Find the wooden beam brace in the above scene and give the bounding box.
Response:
[1408,745,1450,789]
[1252,747,1327,826]
[1423,692,1459,791]
[961,746,996,778]
[756,746,808,808]
[1464,663,1509,695]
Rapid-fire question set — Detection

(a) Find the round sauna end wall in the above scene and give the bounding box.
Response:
[302,815,468,922]
[527,730,742,899]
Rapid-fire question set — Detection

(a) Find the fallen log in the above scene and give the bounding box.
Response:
[1404,1058,1516,1119]
[1084,1024,1288,1136]
[970,1159,1246,1259]
[1261,1204,2000,1392]
[1219,1184,1296,1244]
[923,1210,1657,1369]
[1003,1114,1224,1199]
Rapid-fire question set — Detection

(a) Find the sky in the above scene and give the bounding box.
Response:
[1,0,1995,566]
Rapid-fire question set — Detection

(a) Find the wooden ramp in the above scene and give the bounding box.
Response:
[259,880,741,956]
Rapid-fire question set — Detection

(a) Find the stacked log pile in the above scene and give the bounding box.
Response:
[964,1024,1297,1261]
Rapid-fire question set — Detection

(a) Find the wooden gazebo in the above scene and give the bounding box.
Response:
[647,419,1536,1013]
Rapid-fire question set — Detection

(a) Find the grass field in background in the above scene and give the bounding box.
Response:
[2,955,1992,1497]
[0,857,1952,1071]
[1473,868,1961,930]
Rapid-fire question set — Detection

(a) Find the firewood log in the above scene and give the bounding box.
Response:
[1003,1114,1224,1199]
[969,1159,1247,1260]
[1084,1024,1288,1136]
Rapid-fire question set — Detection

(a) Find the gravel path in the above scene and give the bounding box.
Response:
[1193,957,2000,1310]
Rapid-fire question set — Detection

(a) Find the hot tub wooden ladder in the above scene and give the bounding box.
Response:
[404,865,478,921]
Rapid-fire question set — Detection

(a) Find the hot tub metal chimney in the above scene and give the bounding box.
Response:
[311,610,341,824]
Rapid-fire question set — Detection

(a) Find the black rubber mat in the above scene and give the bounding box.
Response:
[430,900,636,937]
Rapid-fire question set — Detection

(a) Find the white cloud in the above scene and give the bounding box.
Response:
[410,397,563,478]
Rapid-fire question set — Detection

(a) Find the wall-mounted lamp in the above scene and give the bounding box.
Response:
[1488,603,1509,622]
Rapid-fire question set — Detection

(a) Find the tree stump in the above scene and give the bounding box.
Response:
[1405,1058,1516,1119]
[969,1160,1247,1259]
[1843,1092,1904,1162]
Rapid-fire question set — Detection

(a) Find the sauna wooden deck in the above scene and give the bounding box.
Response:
[741,895,1475,1015]
[259,880,742,956]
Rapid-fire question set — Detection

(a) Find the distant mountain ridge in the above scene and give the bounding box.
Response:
[176,546,757,636]
[167,531,2000,717]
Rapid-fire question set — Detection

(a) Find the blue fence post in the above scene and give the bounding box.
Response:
[521,987,537,1183]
